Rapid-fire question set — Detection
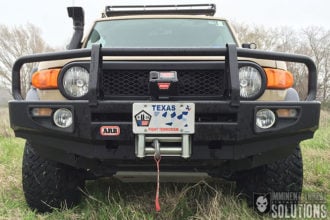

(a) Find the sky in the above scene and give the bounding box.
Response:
[0,0,329,48]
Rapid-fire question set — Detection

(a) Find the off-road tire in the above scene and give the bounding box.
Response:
[236,145,303,205]
[22,142,84,212]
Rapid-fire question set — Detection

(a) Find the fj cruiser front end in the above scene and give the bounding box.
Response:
[9,4,320,212]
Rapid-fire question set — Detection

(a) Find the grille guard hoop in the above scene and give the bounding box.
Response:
[12,44,318,102]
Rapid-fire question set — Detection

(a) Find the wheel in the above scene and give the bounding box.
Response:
[236,146,303,206]
[22,141,84,212]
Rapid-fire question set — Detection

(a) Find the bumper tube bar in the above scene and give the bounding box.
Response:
[12,45,318,102]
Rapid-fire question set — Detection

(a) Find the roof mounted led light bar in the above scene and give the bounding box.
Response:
[103,4,216,17]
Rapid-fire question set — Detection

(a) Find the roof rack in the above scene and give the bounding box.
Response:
[103,4,216,17]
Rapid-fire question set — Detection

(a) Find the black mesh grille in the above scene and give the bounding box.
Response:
[102,70,149,96]
[101,69,226,99]
[177,70,224,96]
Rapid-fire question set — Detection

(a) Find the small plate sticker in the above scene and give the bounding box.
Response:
[100,126,120,136]
[133,103,195,134]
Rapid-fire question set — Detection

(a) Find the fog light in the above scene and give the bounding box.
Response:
[256,109,276,129]
[53,108,73,128]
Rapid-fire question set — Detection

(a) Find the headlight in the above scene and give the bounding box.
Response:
[61,66,89,99]
[239,65,265,100]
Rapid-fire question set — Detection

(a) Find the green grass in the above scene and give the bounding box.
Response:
[300,110,330,213]
[0,108,329,219]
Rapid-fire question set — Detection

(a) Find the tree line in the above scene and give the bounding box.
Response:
[0,22,329,101]
[0,24,53,98]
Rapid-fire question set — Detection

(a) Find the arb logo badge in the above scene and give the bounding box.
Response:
[100,126,120,136]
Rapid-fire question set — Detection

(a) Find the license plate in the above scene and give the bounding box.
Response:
[133,103,195,134]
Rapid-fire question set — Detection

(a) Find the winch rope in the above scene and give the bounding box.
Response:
[154,155,161,212]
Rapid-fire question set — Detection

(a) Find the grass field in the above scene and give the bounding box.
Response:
[0,107,329,220]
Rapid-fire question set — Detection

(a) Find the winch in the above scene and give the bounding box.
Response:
[135,134,192,158]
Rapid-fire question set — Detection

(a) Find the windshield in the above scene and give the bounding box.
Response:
[85,18,236,48]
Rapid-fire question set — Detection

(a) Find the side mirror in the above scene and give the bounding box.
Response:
[242,43,257,49]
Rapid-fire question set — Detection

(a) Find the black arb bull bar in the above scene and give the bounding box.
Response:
[10,44,320,164]
[12,44,318,102]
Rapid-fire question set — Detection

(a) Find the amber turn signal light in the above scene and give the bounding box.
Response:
[31,108,53,117]
[264,68,294,89]
[276,109,298,118]
[31,69,61,89]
